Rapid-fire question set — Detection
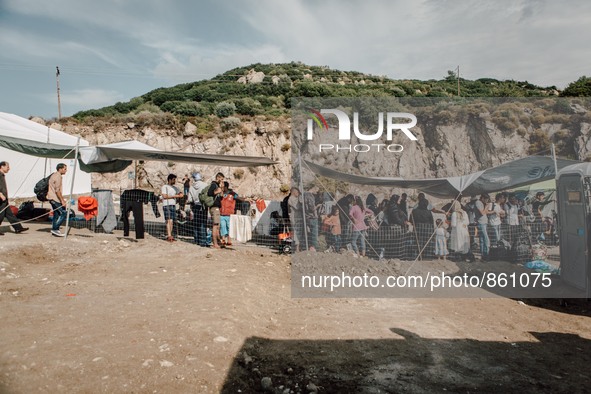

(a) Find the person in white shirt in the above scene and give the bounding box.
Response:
[487,193,506,244]
[161,174,183,242]
[506,194,523,245]
[475,193,491,260]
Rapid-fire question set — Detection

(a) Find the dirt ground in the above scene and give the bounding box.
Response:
[1,222,590,393]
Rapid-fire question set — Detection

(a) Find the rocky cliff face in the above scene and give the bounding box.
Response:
[52,100,591,199]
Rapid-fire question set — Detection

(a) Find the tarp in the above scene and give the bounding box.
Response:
[304,156,582,198]
[0,134,277,173]
[0,112,92,198]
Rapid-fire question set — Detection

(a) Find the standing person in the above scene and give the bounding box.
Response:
[450,200,471,261]
[303,191,319,251]
[322,205,342,252]
[349,196,373,257]
[182,174,191,197]
[207,172,225,249]
[506,194,521,244]
[220,181,250,246]
[161,174,183,242]
[386,194,409,259]
[487,193,506,244]
[398,193,409,218]
[531,191,553,241]
[365,193,379,215]
[409,198,434,259]
[186,172,209,247]
[434,219,449,260]
[336,194,354,248]
[475,193,491,260]
[47,163,68,237]
[288,187,303,252]
[179,174,191,211]
[0,161,29,235]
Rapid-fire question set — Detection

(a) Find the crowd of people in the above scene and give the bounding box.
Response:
[0,157,556,261]
[162,172,252,247]
[280,187,555,262]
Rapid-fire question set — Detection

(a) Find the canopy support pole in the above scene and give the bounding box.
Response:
[64,137,80,240]
[298,150,309,251]
[551,143,559,179]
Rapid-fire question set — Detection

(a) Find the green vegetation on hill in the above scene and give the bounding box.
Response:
[73,62,586,122]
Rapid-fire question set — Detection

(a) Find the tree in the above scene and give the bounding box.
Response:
[561,76,591,97]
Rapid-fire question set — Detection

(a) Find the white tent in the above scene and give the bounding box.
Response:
[0,112,92,198]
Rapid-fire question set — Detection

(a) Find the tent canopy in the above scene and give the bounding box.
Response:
[0,112,92,198]
[0,135,277,174]
[304,156,581,198]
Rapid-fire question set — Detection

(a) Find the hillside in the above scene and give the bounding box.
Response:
[72,62,563,121]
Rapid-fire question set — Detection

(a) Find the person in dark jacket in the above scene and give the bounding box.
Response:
[365,193,379,215]
[382,194,408,259]
[410,199,435,259]
[207,172,224,248]
[336,194,354,247]
[0,161,28,235]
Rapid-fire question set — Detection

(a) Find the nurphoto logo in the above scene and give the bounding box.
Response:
[306,108,418,153]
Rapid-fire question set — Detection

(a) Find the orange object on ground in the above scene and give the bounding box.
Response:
[77,196,98,220]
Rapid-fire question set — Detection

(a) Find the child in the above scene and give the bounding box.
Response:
[323,205,342,252]
[434,218,449,260]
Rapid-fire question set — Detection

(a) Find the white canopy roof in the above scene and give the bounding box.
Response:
[0,112,91,198]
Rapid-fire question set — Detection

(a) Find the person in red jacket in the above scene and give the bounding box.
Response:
[220,181,251,246]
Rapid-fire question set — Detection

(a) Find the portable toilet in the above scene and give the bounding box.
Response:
[556,163,591,297]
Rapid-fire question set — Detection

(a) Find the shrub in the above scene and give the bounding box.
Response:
[220,116,241,131]
[280,143,291,152]
[234,98,264,116]
[215,101,236,118]
[161,101,207,116]
[233,169,245,180]
[528,130,551,155]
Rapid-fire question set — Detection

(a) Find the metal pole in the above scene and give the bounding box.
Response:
[551,143,559,179]
[56,67,62,120]
[298,151,309,250]
[457,65,460,96]
[64,137,80,240]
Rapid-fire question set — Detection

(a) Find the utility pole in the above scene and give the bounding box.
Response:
[56,66,62,120]
[457,65,460,96]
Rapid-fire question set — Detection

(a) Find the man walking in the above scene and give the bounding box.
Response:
[0,161,29,235]
[47,163,68,237]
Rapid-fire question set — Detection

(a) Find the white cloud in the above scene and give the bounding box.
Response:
[45,89,125,109]
[151,44,287,82]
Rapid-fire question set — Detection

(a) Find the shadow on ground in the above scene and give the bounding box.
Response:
[221,328,591,393]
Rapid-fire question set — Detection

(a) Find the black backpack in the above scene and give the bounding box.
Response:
[34,175,51,202]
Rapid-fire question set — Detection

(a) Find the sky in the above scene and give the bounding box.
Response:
[0,0,590,119]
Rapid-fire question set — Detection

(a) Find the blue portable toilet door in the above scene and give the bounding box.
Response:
[557,174,588,292]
